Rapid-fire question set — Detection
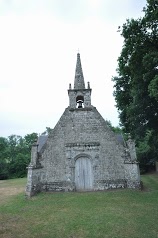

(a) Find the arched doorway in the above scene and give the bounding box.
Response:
[75,157,93,191]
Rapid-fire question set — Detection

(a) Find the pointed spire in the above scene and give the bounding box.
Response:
[74,53,85,89]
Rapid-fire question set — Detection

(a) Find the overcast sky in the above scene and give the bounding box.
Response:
[0,0,146,137]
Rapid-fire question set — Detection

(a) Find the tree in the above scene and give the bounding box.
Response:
[41,127,53,135]
[112,0,158,171]
[0,137,9,179]
[106,120,124,134]
[0,133,38,179]
[24,133,38,151]
[8,133,38,178]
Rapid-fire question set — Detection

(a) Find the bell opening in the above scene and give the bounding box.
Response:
[76,95,84,108]
[77,100,84,108]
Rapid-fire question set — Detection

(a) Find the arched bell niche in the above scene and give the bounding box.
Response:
[76,95,84,108]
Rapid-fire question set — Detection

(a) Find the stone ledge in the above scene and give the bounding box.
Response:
[26,164,43,169]
[69,107,93,111]
[65,142,100,147]
[68,89,92,93]
[41,181,75,192]
[124,160,139,164]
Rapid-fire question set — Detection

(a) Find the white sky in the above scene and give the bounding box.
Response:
[0,0,146,137]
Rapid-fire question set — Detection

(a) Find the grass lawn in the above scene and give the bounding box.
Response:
[0,174,158,238]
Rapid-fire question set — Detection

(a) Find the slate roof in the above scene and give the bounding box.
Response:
[115,133,126,146]
[37,135,48,153]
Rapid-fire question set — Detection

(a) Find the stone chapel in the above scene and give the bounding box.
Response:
[25,53,140,197]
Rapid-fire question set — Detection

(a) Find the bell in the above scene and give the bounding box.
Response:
[78,100,83,108]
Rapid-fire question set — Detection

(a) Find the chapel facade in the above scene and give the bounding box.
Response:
[25,53,140,197]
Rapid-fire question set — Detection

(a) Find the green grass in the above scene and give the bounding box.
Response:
[0,174,158,238]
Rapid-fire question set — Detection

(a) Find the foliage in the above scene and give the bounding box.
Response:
[136,130,156,173]
[106,120,123,134]
[0,133,38,179]
[0,137,9,179]
[1,174,158,238]
[0,126,54,180]
[41,127,53,135]
[112,0,158,171]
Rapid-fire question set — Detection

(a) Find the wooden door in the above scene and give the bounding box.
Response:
[75,157,93,191]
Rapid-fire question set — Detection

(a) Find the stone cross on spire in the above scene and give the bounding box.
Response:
[74,53,85,89]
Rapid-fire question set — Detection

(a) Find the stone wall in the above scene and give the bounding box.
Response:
[26,106,141,197]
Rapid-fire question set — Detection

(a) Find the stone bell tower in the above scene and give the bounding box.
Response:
[68,53,92,109]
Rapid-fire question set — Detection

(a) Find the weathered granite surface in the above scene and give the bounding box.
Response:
[25,53,140,197]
